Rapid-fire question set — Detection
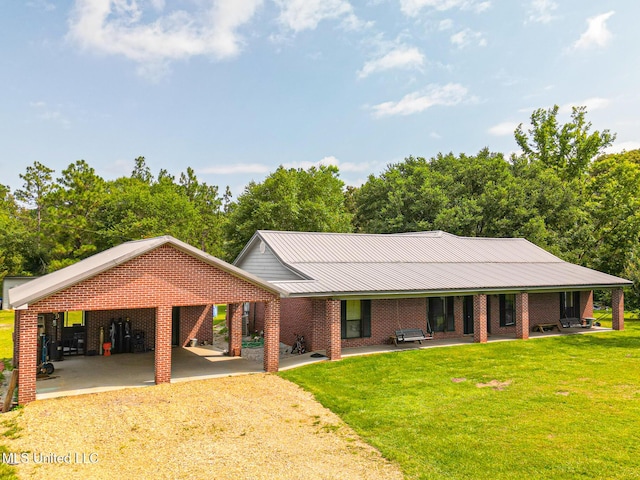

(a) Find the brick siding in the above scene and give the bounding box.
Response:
[16,244,278,404]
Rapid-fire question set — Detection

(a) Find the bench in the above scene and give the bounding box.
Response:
[531,323,559,333]
[559,317,593,329]
[393,329,431,346]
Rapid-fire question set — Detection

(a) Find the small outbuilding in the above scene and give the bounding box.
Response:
[9,236,284,405]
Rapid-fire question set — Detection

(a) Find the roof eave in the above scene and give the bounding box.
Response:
[280,282,633,299]
[11,236,287,308]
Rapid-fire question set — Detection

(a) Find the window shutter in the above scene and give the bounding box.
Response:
[340,301,347,339]
[362,300,371,338]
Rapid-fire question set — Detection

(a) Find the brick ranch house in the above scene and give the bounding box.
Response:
[234,231,632,358]
[9,237,285,405]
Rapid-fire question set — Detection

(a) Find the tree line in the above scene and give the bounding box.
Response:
[1,105,639,307]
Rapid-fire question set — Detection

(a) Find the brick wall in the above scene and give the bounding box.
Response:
[280,298,314,348]
[26,246,277,314]
[86,309,156,353]
[17,244,279,404]
[179,305,213,347]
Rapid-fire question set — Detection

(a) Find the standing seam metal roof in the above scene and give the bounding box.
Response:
[238,230,632,296]
[9,236,284,308]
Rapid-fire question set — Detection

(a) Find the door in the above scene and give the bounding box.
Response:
[463,296,474,335]
[172,307,180,347]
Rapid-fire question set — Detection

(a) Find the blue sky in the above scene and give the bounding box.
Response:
[2,1,639,197]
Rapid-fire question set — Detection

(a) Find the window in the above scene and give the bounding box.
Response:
[499,294,515,327]
[64,311,85,327]
[341,300,371,339]
[428,297,455,332]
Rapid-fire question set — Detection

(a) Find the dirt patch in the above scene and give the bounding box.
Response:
[476,379,512,391]
[451,378,466,383]
[1,374,402,479]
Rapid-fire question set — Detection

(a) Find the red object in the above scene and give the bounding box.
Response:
[103,342,112,356]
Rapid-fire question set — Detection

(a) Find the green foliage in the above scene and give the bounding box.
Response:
[281,320,640,479]
[224,165,353,260]
[515,105,616,179]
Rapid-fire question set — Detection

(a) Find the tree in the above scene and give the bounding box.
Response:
[585,150,640,277]
[46,160,107,270]
[14,161,55,274]
[225,165,353,260]
[14,161,54,233]
[179,167,226,257]
[0,184,25,279]
[514,105,616,179]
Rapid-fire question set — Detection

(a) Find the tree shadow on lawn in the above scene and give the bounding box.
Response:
[555,329,640,351]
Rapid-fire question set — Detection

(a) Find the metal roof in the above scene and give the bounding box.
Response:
[9,236,284,309]
[238,230,632,297]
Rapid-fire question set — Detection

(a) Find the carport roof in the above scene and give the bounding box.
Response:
[9,236,286,309]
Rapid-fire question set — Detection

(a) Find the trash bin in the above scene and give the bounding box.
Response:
[190,339,198,347]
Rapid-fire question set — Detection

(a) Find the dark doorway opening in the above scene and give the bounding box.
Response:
[172,307,180,347]
[463,296,474,335]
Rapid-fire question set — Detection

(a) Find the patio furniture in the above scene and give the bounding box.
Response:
[559,317,583,328]
[393,328,432,346]
[531,323,559,333]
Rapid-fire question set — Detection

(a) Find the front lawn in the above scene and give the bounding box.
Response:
[0,310,14,369]
[280,315,640,479]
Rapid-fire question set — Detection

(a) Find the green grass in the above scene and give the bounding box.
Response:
[0,310,14,370]
[280,313,640,479]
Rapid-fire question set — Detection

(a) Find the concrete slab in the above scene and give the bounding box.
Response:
[35,326,612,400]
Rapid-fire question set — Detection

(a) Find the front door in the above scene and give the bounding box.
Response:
[463,296,474,335]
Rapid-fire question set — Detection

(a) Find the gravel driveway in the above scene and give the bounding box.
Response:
[3,374,402,479]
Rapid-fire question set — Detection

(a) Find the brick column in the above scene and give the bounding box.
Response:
[612,288,624,331]
[453,296,464,335]
[228,303,242,357]
[515,293,529,340]
[326,300,342,361]
[263,298,280,373]
[155,305,172,384]
[310,300,326,351]
[17,309,38,405]
[473,294,488,343]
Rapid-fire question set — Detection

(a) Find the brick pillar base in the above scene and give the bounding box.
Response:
[326,300,341,361]
[17,310,38,405]
[228,303,242,356]
[473,294,488,343]
[612,288,624,331]
[264,298,280,373]
[516,293,529,340]
[155,305,172,384]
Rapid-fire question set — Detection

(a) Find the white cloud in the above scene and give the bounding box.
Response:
[370,83,471,118]
[283,155,373,172]
[438,18,453,30]
[429,131,442,139]
[488,121,518,136]
[30,101,71,128]
[605,141,640,154]
[526,0,558,24]
[67,0,263,77]
[559,97,611,114]
[27,0,56,12]
[399,0,491,17]
[450,28,486,48]
[358,45,425,78]
[201,163,271,175]
[571,11,615,50]
[274,0,366,33]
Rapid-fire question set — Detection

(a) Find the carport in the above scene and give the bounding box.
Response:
[9,236,284,405]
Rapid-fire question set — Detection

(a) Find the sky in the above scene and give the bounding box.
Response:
[2,0,639,197]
